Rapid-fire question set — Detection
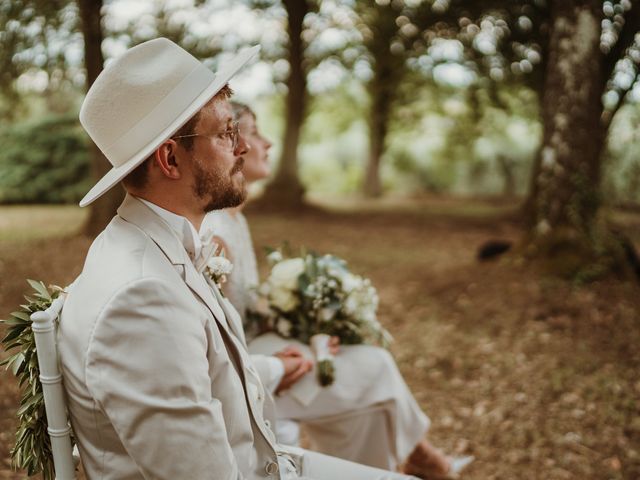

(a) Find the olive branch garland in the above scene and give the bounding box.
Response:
[0,280,73,479]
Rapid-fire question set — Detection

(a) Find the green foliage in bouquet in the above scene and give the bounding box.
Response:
[0,114,92,204]
[0,280,71,479]
[316,359,336,387]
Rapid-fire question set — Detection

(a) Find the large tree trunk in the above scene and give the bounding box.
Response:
[79,0,124,237]
[256,0,307,209]
[526,1,623,277]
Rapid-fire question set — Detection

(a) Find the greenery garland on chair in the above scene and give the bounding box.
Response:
[0,280,73,479]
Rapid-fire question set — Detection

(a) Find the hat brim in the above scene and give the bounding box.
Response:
[79,45,260,208]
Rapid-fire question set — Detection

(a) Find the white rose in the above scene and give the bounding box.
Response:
[268,258,305,290]
[344,294,360,315]
[206,256,233,276]
[340,273,362,293]
[319,307,336,322]
[276,318,293,337]
[270,286,299,312]
[267,250,283,265]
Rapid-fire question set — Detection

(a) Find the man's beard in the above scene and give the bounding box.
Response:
[192,156,247,212]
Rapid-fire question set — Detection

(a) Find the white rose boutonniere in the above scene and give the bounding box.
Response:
[205,255,233,290]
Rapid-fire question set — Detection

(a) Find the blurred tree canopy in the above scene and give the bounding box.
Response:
[0,0,82,120]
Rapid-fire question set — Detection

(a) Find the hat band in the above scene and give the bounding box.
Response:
[102,64,216,167]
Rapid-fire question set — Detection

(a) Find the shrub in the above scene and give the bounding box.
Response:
[0,114,92,204]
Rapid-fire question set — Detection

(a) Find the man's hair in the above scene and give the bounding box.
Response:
[122,84,234,191]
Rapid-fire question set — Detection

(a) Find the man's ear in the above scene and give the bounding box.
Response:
[154,140,182,179]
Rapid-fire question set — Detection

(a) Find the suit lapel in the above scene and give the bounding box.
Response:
[204,276,247,346]
[117,195,234,339]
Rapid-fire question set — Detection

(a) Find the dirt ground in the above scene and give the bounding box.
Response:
[0,197,639,479]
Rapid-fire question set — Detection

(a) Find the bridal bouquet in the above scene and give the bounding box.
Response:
[252,250,392,386]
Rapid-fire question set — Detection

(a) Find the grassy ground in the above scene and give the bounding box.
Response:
[0,198,639,479]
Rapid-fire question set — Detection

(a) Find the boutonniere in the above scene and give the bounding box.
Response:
[204,254,233,290]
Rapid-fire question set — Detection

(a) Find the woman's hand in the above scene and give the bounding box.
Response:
[274,346,313,394]
[329,336,340,355]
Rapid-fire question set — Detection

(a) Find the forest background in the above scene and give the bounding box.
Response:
[1,1,640,479]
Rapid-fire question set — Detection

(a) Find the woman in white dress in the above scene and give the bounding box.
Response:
[204,103,472,479]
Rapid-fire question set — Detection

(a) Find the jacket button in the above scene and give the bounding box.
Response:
[264,419,271,430]
[265,460,279,475]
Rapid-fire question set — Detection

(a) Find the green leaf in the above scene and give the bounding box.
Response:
[2,327,24,344]
[27,280,51,300]
[10,311,31,322]
[1,352,25,373]
[23,295,36,304]
[3,316,28,326]
[16,392,43,417]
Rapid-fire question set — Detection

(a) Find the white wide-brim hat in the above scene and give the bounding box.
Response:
[78,38,260,207]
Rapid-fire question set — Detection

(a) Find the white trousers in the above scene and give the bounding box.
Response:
[281,447,419,480]
[249,334,430,470]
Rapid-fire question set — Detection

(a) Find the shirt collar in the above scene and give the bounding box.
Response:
[137,198,207,263]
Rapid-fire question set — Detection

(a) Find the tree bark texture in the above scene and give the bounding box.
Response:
[521,0,640,280]
[79,0,124,237]
[258,0,308,208]
[531,1,606,238]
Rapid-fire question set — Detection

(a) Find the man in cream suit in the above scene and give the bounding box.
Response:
[58,38,418,479]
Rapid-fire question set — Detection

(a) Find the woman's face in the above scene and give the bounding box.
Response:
[238,111,272,183]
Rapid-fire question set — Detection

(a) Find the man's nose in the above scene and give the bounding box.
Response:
[235,133,250,156]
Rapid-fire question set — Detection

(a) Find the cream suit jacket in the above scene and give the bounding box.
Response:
[58,195,282,480]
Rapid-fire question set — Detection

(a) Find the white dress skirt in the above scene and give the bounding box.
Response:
[205,210,430,471]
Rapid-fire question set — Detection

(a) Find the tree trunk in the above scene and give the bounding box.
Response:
[497,155,516,197]
[363,80,392,197]
[363,45,403,198]
[256,0,307,209]
[526,0,625,278]
[79,0,124,237]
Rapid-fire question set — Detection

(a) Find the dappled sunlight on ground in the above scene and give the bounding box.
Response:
[0,199,639,479]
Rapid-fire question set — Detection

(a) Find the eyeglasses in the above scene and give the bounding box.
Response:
[172,121,240,150]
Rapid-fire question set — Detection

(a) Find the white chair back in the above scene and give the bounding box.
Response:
[30,289,76,480]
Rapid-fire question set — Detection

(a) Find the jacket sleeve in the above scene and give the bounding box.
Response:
[85,277,243,480]
[250,354,285,395]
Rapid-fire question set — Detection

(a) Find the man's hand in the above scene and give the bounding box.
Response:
[274,346,313,394]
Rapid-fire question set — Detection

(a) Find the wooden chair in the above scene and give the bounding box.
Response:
[31,288,77,479]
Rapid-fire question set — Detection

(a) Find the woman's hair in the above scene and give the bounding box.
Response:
[231,101,255,121]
